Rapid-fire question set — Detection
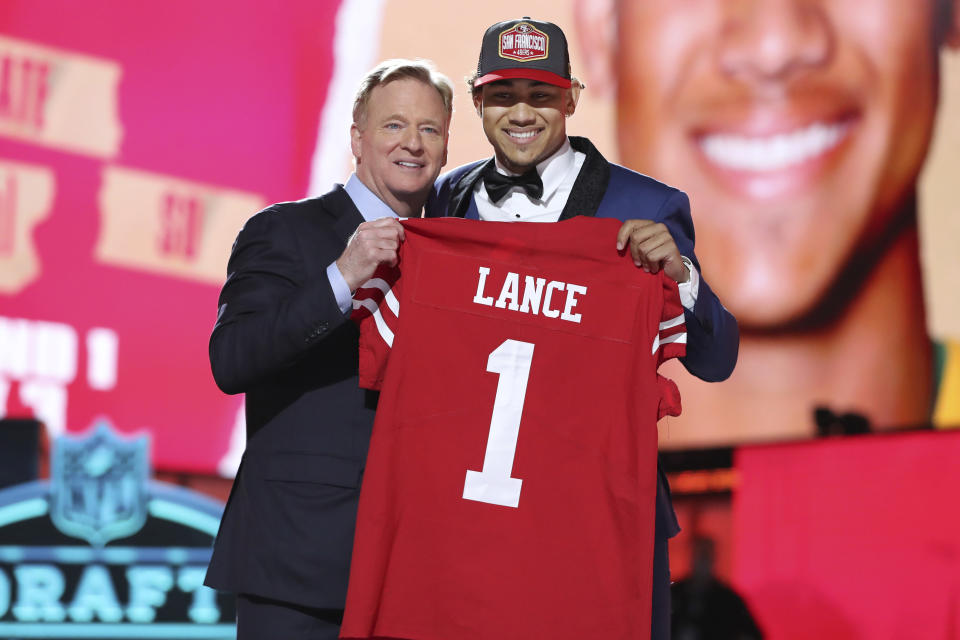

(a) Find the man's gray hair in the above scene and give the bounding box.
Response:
[353,58,454,126]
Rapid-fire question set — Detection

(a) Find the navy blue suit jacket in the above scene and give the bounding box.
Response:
[205,186,375,610]
[427,136,739,537]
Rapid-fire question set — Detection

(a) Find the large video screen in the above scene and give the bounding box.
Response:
[2,0,958,473]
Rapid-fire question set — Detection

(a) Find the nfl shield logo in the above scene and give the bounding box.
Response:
[50,421,150,547]
[499,22,549,62]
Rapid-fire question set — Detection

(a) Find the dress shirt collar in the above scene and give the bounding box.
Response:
[492,138,576,203]
[344,173,399,221]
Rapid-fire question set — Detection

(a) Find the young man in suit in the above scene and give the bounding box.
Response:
[427,18,738,640]
[205,58,453,640]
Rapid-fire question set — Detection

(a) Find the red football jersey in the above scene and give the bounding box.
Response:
[342,217,685,640]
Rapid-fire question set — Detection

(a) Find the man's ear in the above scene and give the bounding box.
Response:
[572,0,616,97]
[350,123,362,162]
[472,90,483,117]
[566,82,582,117]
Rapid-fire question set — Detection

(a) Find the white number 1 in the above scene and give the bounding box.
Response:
[463,339,534,509]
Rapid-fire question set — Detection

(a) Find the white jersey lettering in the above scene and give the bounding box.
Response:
[473,266,495,306]
[473,266,587,324]
[494,271,520,311]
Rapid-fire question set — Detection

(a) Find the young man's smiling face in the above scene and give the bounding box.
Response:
[604,0,952,328]
[474,79,578,174]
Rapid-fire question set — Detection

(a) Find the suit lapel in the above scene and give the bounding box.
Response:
[323,185,366,246]
[297,185,365,269]
[450,160,494,218]
[558,136,610,220]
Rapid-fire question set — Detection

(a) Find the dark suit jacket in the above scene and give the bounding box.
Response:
[427,136,740,536]
[204,185,375,610]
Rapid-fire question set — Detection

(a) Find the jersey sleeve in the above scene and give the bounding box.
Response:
[655,273,687,365]
[351,264,401,390]
[655,272,687,419]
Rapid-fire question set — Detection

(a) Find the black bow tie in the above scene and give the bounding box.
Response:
[482,163,544,203]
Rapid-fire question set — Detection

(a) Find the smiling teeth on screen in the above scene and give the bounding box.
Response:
[508,130,538,140]
[700,121,848,171]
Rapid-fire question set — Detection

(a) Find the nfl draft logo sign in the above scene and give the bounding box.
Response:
[51,424,149,547]
[499,22,548,61]
[0,420,235,639]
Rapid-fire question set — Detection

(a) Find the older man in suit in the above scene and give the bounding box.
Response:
[204,58,453,640]
[428,18,739,640]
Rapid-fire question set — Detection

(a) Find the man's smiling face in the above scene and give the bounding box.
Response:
[352,77,449,214]
[474,79,576,174]
[612,0,943,328]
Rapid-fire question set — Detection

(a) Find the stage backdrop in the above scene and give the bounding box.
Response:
[1,0,959,476]
[0,0,351,475]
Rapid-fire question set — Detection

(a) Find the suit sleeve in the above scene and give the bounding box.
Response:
[208,207,351,394]
[655,190,739,382]
[351,264,401,390]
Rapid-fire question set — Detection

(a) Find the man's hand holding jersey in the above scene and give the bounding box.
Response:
[616,219,690,284]
[336,217,406,292]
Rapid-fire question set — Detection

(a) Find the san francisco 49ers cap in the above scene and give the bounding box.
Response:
[475,17,572,89]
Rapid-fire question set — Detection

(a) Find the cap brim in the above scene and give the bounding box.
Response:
[475,68,571,88]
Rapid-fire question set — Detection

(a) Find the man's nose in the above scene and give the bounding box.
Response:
[401,127,424,152]
[716,0,832,85]
[507,100,537,125]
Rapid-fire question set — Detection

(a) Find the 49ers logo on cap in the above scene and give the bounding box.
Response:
[498,22,548,62]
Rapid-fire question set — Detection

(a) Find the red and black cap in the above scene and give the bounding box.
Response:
[475,17,572,89]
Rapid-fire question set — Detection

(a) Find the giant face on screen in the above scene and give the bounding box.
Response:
[1,0,958,463]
